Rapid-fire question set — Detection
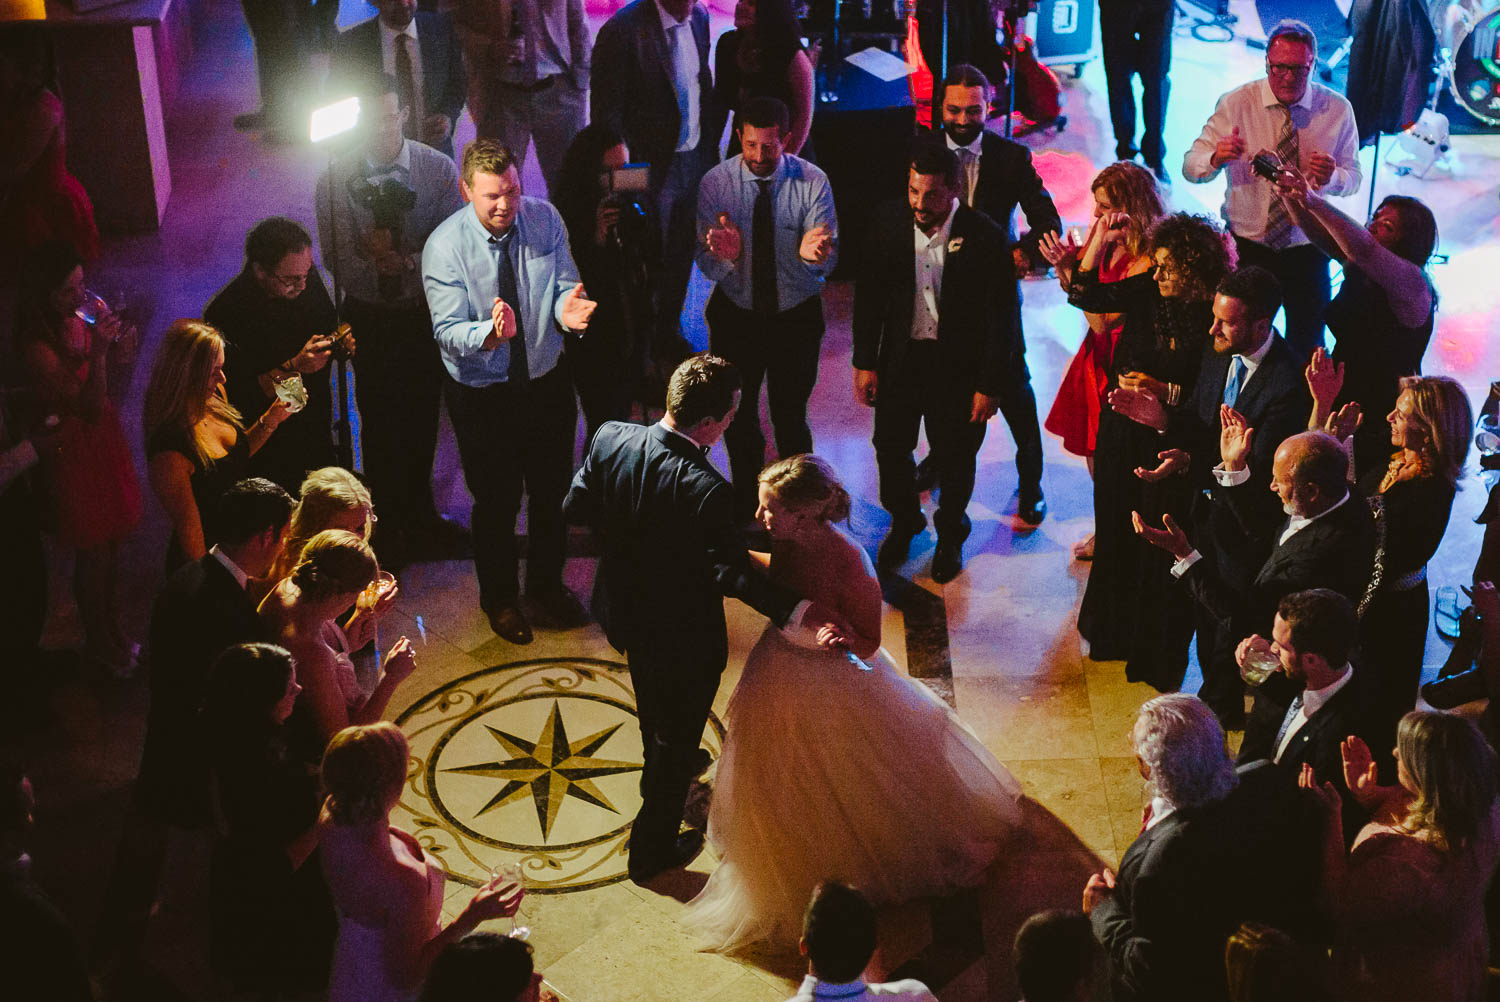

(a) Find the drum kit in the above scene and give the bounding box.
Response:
[1431,0,1500,127]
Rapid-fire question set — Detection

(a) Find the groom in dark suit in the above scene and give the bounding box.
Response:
[564,355,836,882]
[853,142,1024,584]
[332,0,468,157]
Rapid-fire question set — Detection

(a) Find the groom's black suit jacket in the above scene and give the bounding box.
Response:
[851,201,1022,399]
[563,421,801,672]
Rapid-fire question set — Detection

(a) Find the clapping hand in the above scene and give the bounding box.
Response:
[799,223,834,264]
[1323,401,1362,443]
[1219,404,1254,471]
[1134,448,1189,483]
[1082,869,1116,915]
[1340,735,1381,808]
[1037,229,1077,269]
[560,283,597,331]
[704,213,743,262]
[1108,385,1168,431]
[1212,125,1247,169]
[1118,370,1168,400]
[1306,151,1337,190]
[1297,762,1343,819]
[1304,347,1344,410]
[486,297,518,348]
[1132,511,1194,559]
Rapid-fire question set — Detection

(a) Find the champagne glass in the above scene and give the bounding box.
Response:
[488,862,530,940]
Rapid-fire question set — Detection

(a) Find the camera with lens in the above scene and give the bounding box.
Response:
[1250,149,1285,182]
[600,162,652,253]
[347,172,417,298]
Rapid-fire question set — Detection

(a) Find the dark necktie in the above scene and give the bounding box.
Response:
[395,33,421,140]
[752,179,776,315]
[957,147,978,207]
[495,235,529,387]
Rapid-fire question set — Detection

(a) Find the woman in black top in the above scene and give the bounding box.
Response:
[143,319,288,570]
[1066,213,1233,689]
[1309,369,1472,746]
[716,0,815,158]
[1276,170,1439,474]
[204,642,335,993]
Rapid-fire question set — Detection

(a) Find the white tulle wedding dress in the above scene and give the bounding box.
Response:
[681,548,1024,951]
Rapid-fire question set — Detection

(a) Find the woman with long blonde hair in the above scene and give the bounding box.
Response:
[1040,161,1166,559]
[145,319,289,567]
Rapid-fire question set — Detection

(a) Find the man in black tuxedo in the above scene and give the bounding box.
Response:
[1084,694,1321,1002]
[1235,588,1376,842]
[1114,266,1311,711]
[564,355,835,882]
[332,0,468,158]
[853,143,1021,584]
[94,479,295,979]
[928,63,1058,525]
[1136,430,1376,728]
[590,0,722,346]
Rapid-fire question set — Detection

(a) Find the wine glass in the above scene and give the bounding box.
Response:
[487,862,530,940]
[358,570,397,614]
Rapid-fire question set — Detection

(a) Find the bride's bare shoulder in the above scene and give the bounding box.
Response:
[825,524,877,580]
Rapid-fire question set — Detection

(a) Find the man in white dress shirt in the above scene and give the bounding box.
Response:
[1182,19,1360,360]
[786,882,938,1002]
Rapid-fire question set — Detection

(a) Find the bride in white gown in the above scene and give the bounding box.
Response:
[682,455,1023,951]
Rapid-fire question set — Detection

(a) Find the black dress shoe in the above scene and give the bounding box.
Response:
[485,604,534,644]
[627,829,706,883]
[1147,162,1172,184]
[1018,491,1047,527]
[877,518,926,568]
[914,455,939,493]
[930,538,964,584]
[1421,666,1488,709]
[526,585,589,629]
[415,514,473,559]
[232,110,266,130]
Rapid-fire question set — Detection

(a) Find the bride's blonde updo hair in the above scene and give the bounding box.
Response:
[290,529,378,600]
[757,454,851,523]
[321,722,408,825]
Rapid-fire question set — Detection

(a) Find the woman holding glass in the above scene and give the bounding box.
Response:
[259,529,412,762]
[144,319,291,569]
[1040,161,1165,559]
[1301,711,1500,1002]
[320,722,523,1002]
[15,240,142,675]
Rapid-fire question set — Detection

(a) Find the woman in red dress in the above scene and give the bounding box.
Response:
[1039,161,1163,558]
[0,30,100,269]
[16,242,142,676]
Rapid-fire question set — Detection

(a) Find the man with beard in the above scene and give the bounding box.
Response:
[695,96,836,520]
[923,63,1057,526]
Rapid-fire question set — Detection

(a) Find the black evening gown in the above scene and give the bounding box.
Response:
[1327,265,1435,475]
[1069,271,1213,688]
[1358,465,1455,747]
[146,425,253,571]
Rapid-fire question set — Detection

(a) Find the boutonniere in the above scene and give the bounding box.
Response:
[948,237,964,253]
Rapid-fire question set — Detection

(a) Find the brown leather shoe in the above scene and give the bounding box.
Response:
[485,604,534,645]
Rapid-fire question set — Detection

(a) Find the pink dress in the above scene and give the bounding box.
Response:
[328,828,446,1002]
[1044,251,1136,458]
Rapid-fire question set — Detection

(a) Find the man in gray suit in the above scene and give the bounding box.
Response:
[591,0,723,346]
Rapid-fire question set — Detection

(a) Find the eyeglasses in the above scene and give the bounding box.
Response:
[1267,62,1313,78]
[273,271,309,291]
[1152,261,1178,280]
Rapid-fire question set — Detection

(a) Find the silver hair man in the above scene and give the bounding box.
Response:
[1131,693,1238,811]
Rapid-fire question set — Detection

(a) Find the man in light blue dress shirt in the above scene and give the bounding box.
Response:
[421,138,597,644]
[697,97,836,518]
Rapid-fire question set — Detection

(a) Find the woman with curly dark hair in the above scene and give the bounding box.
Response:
[1062,212,1233,686]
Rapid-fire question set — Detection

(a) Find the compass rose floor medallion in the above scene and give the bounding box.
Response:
[395,657,725,894]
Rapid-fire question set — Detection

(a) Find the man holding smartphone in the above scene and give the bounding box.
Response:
[206,217,353,492]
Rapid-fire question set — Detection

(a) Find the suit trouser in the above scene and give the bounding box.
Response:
[241,0,330,123]
[1099,0,1174,165]
[444,363,576,609]
[476,77,586,199]
[655,145,711,345]
[706,290,825,517]
[627,637,722,855]
[346,296,444,536]
[874,341,987,539]
[1234,237,1330,362]
[998,294,1045,496]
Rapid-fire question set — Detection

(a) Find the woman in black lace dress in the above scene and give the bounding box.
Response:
[1065,213,1233,687]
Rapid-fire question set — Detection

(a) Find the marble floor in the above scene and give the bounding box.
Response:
[8,0,1500,998]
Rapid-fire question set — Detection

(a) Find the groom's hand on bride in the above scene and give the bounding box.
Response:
[815,623,848,649]
[800,603,846,647]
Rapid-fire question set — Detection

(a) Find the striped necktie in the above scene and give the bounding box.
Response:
[1263,105,1300,248]
[1273,695,1304,761]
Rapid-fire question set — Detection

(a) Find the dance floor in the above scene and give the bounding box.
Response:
[12,0,1500,998]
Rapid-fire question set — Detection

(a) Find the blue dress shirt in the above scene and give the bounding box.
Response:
[695,153,837,314]
[421,196,582,387]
